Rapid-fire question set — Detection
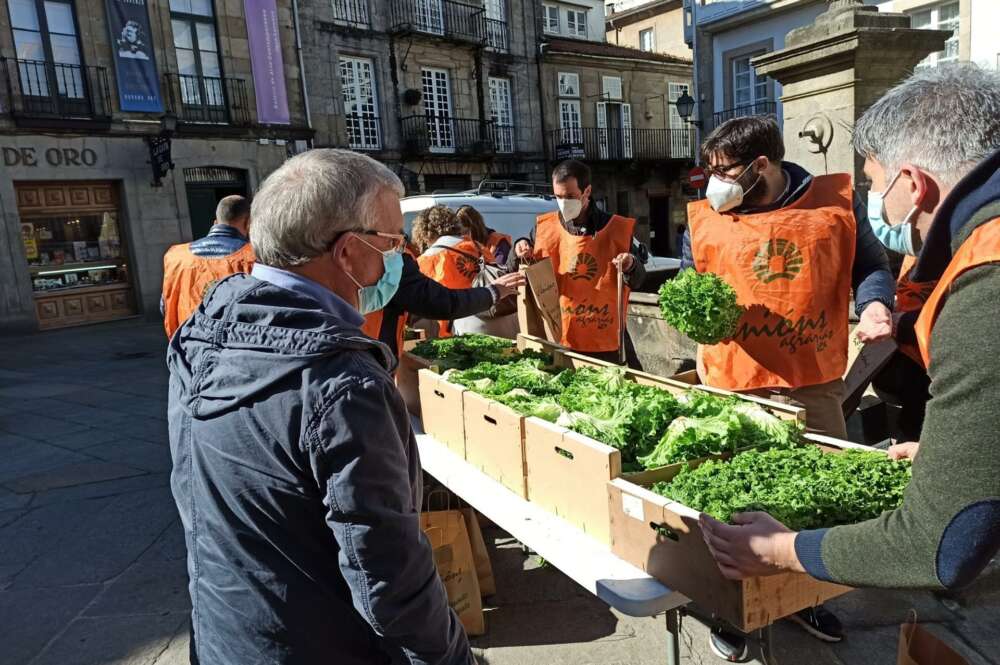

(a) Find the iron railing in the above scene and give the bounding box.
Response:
[547,127,696,162]
[493,124,515,154]
[0,58,112,120]
[401,115,496,156]
[484,17,509,52]
[331,0,371,27]
[162,73,251,126]
[712,101,777,127]
[389,0,489,45]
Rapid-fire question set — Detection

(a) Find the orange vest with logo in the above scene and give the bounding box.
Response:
[894,254,937,366]
[688,174,856,390]
[162,242,255,338]
[915,217,1000,367]
[533,211,635,353]
[361,310,407,359]
[416,239,491,338]
[486,231,512,259]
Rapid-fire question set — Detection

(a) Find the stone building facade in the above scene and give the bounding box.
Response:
[299,0,547,193]
[0,0,311,333]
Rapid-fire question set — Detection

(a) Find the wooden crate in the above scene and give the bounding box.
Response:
[418,369,467,458]
[606,436,868,633]
[463,391,529,498]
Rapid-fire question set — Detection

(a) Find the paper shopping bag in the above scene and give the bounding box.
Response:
[897,616,969,665]
[460,508,496,597]
[422,510,485,636]
[519,259,562,343]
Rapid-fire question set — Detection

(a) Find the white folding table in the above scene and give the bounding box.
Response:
[413,419,691,664]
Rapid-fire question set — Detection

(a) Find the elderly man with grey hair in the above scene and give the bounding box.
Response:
[699,64,1000,593]
[167,149,473,665]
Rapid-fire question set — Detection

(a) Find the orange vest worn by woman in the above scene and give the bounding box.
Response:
[689,174,856,391]
[533,211,635,353]
[915,217,1000,366]
[416,239,492,338]
[894,254,938,366]
[162,242,255,338]
[485,231,512,259]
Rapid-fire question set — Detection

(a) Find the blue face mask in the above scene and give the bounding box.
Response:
[346,237,404,315]
[868,171,919,256]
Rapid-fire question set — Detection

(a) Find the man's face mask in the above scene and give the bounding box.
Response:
[343,234,404,315]
[555,185,590,224]
[867,171,919,256]
[705,161,763,213]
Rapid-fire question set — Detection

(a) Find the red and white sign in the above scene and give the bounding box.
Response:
[688,166,707,189]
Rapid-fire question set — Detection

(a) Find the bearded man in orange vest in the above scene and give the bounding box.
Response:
[161,195,254,338]
[694,65,1000,659]
[516,160,649,368]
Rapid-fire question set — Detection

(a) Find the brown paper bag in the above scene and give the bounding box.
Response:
[422,510,485,636]
[898,616,969,665]
[519,259,563,343]
[460,508,496,597]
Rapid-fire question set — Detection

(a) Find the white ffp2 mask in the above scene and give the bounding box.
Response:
[557,197,583,223]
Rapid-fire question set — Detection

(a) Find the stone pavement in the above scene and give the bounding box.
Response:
[1,320,998,665]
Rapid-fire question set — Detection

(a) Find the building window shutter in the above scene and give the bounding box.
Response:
[621,103,633,159]
[596,101,608,160]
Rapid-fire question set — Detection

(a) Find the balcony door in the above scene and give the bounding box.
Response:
[732,53,768,114]
[170,0,225,123]
[415,0,444,35]
[488,76,513,154]
[340,56,381,150]
[7,0,88,115]
[597,102,632,160]
[421,67,454,153]
[668,82,692,158]
[484,0,506,51]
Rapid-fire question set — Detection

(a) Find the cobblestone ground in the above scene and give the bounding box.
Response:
[1,320,997,665]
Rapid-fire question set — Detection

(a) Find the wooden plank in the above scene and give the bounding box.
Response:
[463,392,528,498]
[524,417,621,544]
[418,370,466,458]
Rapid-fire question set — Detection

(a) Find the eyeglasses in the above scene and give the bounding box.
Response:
[705,160,752,181]
[334,229,407,254]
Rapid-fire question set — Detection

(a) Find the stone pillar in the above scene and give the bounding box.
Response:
[752,0,949,190]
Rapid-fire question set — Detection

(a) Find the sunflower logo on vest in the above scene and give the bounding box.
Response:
[568,253,599,281]
[752,239,803,283]
[455,255,481,281]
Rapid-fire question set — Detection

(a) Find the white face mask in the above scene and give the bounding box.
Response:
[705,164,761,213]
[556,197,584,223]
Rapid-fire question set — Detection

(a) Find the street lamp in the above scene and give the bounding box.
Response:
[159,111,178,138]
[674,92,701,127]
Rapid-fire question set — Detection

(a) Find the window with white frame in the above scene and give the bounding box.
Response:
[566,9,587,38]
[542,4,559,34]
[488,76,514,153]
[732,54,768,110]
[558,72,579,97]
[639,28,654,52]
[668,81,692,158]
[912,2,960,68]
[339,56,380,150]
[602,76,622,101]
[559,100,582,143]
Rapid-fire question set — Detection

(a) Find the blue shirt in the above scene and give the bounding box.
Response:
[189,224,249,258]
[251,264,364,327]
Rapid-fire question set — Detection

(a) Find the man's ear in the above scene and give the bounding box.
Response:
[899,164,939,213]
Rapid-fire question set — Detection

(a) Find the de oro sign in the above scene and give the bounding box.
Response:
[2,146,99,168]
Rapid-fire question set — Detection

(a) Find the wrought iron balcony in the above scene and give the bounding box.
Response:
[401,115,496,157]
[331,0,371,28]
[484,18,509,52]
[0,58,112,123]
[389,0,492,45]
[162,73,251,126]
[712,101,777,128]
[547,128,696,162]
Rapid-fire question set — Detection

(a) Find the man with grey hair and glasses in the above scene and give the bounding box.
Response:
[698,64,1000,596]
[167,149,473,665]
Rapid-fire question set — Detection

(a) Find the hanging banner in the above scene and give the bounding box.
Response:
[105,0,163,112]
[245,0,290,125]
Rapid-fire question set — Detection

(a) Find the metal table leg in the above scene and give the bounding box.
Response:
[665,609,681,665]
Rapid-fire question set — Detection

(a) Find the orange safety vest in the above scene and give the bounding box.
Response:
[894,254,937,366]
[915,217,1000,367]
[416,239,492,338]
[533,211,635,353]
[485,230,512,259]
[361,309,407,359]
[162,242,255,338]
[688,174,856,390]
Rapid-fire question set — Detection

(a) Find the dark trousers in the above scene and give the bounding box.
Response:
[871,351,931,441]
[577,331,644,371]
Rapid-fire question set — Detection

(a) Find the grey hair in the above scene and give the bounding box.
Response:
[853,63,1000,186]
[250,149,404,268]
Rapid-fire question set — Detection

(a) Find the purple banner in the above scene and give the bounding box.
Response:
[245,0,290,125]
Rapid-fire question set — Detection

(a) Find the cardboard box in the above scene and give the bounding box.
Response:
[398,350,433,416]
[607,436,862,633]
[463,391,529,498]
[418,369,467,457]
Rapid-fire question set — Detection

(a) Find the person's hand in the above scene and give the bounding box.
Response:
[855,302,893,344]
[492,271,526,299]
[612,252,636,273]
[888,441,919,461]
[699,512,803,580]
[514,239,533,261]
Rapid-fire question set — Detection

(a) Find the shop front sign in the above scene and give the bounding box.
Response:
[1,146,99,168]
